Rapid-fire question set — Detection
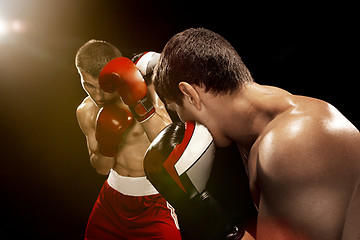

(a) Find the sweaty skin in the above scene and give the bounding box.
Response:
[168,81,360,240]
[76,70,171,177]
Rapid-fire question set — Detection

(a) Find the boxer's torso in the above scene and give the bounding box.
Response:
[79,96,149,177]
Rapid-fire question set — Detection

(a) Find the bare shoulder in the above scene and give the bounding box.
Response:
[258,96,360,181]
[256,96,360,239]
[76,97,99,134]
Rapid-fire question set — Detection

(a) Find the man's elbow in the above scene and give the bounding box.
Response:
[90,153,114,175]
[95,167,111,175]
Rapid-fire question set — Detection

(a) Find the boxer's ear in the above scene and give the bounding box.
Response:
[179,82,202,110]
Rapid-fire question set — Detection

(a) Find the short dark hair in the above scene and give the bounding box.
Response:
[75,39,122,78]
[153,28,253,106]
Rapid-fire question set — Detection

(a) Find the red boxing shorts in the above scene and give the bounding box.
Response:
[84,169,181,240]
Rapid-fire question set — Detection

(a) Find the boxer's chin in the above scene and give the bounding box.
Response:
[95,98,116,108]
[214,140,232,148]
[212,135,233,148]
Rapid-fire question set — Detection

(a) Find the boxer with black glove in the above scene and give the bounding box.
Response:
[144,121,244,240]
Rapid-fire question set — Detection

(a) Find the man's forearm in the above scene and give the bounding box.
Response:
[90,153,115,175]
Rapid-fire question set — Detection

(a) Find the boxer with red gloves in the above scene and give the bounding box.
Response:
[98,52,169,140]
[75,40,180,240]
[144,121,244,240]
[95,104,133,157]
[99,57,155,122]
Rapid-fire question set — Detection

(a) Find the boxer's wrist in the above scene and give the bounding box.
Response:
[129,96,155,122]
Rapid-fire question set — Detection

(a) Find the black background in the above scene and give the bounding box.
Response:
[0,0,357,239]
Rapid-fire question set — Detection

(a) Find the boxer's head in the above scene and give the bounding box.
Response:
[153,28,253,122]
[75,40,122,107]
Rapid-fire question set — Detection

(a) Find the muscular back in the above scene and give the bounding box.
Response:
[249,95,360,239]
[76,96,150,177]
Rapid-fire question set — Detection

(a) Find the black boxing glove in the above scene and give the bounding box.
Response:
[144,121,244,240]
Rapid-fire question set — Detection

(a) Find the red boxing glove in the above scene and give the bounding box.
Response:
[99,57,155,122]
[95,104,133,157]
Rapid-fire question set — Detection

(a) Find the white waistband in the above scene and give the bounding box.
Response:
[107,169,159,196]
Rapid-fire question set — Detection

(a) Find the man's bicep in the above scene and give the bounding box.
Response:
[257,175,347,240]
[256,197,310,240]
[85,131,99,156]
[76,107,98,155]
[257,131,348,239]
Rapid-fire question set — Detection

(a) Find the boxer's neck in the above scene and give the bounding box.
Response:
[206,82,293,150]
